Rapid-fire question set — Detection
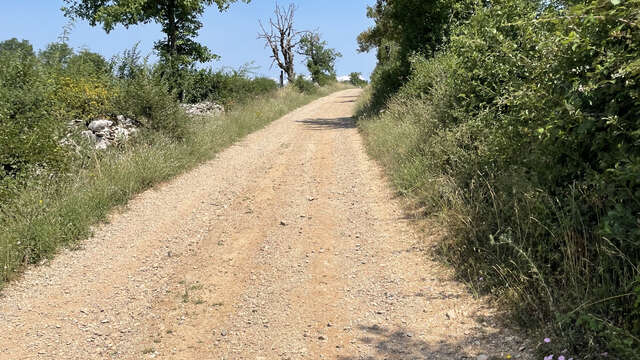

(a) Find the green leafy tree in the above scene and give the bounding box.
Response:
[358,0,475,58]
[63,0,250,98]
[0,38,35,59]
[358,0,476,108]
[63,0,248,63]
[67,50,111,76]
[348,72,367,87]
[39,43,74,69]
[298,32,342,85]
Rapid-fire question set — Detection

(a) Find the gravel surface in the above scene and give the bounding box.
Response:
[0,89,532,359]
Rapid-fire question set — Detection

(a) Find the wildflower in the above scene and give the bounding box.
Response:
[505,355,512,359]
[544,356,554,360]
[39,200,43,204]
[544,338,551,343]
[558,356,565,360]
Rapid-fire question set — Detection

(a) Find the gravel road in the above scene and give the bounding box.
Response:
[0,89,531,359]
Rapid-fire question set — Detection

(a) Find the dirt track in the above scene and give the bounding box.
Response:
[0,89,530,359]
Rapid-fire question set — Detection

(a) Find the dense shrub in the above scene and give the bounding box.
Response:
[0,40,192,204]
[293,75,317,94]
[39,42,74,69]
[358,0,476,111]
[112,57,188,138]
[359,0,640,358]
[364,50,407,111]
[67,49,112,77]
[0,39,67,201]
[181,67,278,107]
[51,75,114,121]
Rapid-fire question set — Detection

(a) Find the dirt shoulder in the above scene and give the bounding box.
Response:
[0,89,531,359]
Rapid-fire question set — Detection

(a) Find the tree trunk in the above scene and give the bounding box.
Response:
[257,4,301,85]
[167,0,177,59]
[166,0,184,101]
[285,50,295,83]
[287,65,295,84]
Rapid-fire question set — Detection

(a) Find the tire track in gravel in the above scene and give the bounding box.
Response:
[0,89,532,360]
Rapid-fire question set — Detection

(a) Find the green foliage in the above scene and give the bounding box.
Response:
[1,40,188,203]
[293,75,316,94]
[362,48,405,111]
[348,72,367,87]
[358,0,640,357]
[358,0,476,110]
[63,1,249,85]
[0,38,35,58]
[357,0,475,56]
[181,66,278,107]
[0,39,67,201]
[50,75,114,121]
[250,77,280,95]
[63,0,252,101]
[39,42,74,69]
[298,32,342,85]
[0,39,114,190]
[67,49,112,76]
[115,71,188,138]
[110,49,188,138]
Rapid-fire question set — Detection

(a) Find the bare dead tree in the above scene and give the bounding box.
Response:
[258,3,307,83]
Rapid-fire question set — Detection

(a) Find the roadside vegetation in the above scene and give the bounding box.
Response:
[0,0,347,286]
[356,0,639,358]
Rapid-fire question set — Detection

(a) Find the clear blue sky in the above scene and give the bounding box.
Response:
[0,1,377,80]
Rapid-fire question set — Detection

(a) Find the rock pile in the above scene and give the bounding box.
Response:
[181,101,225,117]
[68,115,139,150]
[63,100,224,151]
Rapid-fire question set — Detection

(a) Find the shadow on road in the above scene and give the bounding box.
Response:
[337,324,505,360]
[296,117,356,130]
